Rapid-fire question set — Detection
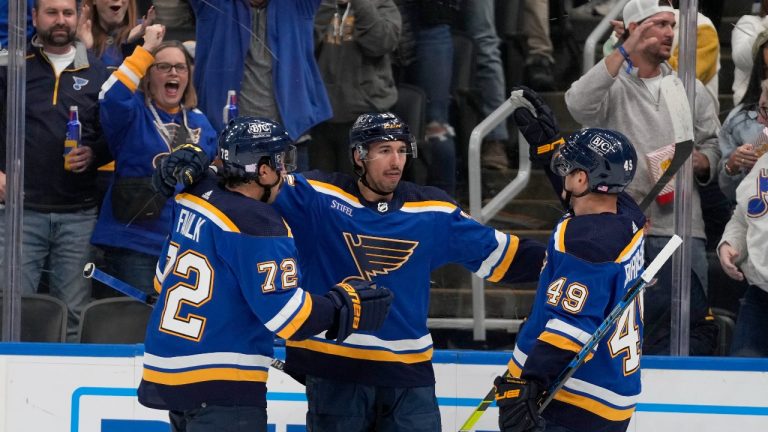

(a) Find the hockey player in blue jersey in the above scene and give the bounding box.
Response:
[493,127,647,432]
[154,112,547,431]
[139,117,394,432]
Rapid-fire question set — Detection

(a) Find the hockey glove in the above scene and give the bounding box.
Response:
[511,85,564,167]
[152,143,210,197]
[494,375,546,432]
[324,280,394,343]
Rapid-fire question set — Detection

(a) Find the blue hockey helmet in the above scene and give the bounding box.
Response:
[218,116,296,180]
[551,128,637,194]
[348,112,417,166]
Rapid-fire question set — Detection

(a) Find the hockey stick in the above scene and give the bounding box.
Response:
[83,263,157,305]
[538,234,682,411]
[638,76,695,211]
[82,263,289,370]
[457,235,682,431]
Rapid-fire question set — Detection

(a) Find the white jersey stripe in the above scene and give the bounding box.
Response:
[264,289,305,332]
[312,332,433,353]
[474,230,508,278]
[143,351,273,370]
[563,377,638,408]
[545,318,592,345]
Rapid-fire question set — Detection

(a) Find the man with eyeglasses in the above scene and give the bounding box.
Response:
[0,0,111,340]
[565,0,722,355]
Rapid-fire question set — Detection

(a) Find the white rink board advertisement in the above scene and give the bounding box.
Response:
[1,343,767,432]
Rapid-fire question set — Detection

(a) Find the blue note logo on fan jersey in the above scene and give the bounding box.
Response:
[342,233,418,281]
[72,76,89,90]
[747,168,768,218]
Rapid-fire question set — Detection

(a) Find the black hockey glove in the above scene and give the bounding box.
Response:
[511,85,564,167]
[495,375,546,432]
[324,280,394,343]
[152,143,210,197]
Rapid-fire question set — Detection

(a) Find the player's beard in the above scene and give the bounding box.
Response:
[37,25,76,48]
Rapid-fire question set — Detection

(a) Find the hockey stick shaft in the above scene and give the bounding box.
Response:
[457,235,682,431]
[538,235,682,412]
[83,263,156,305]
[638,140,694,211]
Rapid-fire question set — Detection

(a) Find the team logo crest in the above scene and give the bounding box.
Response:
[377,202,388,213]
[342,233,418,282]
[72,76,89,90]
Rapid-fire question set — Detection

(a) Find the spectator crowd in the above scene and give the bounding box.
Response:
[0,0,766,362]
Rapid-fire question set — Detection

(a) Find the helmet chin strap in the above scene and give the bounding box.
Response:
[562,179,590,209]
[256,165,282,203]
[356,161,391,198]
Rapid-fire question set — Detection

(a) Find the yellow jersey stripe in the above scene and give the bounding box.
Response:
[538,332,594,362]
[153,276,162,294]
[308,180,362,206]
[487,235,520,282]
[287,339,433,364]
[177,193,240,233]
[556,219,570,253]
[276,293,313,339]
[143,367,268,385]
[114,69,137,92]
[615,229,644,263]
[402,200,456,210]
[124,46,153,78]
[507,358,523,378]
[553,389,635,421]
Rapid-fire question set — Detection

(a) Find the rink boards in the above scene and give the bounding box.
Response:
[0,343,766,432]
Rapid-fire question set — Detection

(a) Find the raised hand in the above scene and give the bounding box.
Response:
[142,24,165,53]
[510,85,564,166]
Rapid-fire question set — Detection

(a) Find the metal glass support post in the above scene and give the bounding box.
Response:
[670,0,697,356]
[468,92,533,340]
[2,0,26,342]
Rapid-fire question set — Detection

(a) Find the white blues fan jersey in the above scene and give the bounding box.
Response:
[274,171,545,387]
[508,193,646,432]
[138,174,323,411]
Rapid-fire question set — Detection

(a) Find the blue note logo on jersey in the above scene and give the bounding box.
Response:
[747,168,768,218]
[342,233,418,281]
[72,76,89,90]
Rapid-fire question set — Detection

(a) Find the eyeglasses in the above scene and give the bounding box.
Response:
[152,63,188,74]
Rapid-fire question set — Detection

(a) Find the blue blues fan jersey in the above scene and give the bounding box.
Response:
[273,171,545,387]
[138,174,335,411]
[507,193,646,432]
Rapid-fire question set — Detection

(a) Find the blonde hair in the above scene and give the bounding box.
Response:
[140,41,198,109]
[84,0,139,58]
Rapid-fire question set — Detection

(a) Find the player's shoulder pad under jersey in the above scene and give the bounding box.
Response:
[561,210,640,264]
[185,172,289,238]
[297,169,356,190]
[398,180,459,206]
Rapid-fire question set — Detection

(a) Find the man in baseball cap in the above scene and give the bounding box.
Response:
[623,0,675,27]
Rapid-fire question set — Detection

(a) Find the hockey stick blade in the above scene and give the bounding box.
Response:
[538,235,683,412]
[638,76,694,211]
[457,236,682,431]
[83,263,157,305]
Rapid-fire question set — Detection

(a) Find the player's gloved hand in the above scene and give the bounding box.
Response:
[152,143,210,197]
[324,280,394,343]
[494,375,546,432]
[511,85,564,167]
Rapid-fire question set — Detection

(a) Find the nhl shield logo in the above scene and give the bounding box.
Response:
[377,202,388,213]
[72,76,89,91]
